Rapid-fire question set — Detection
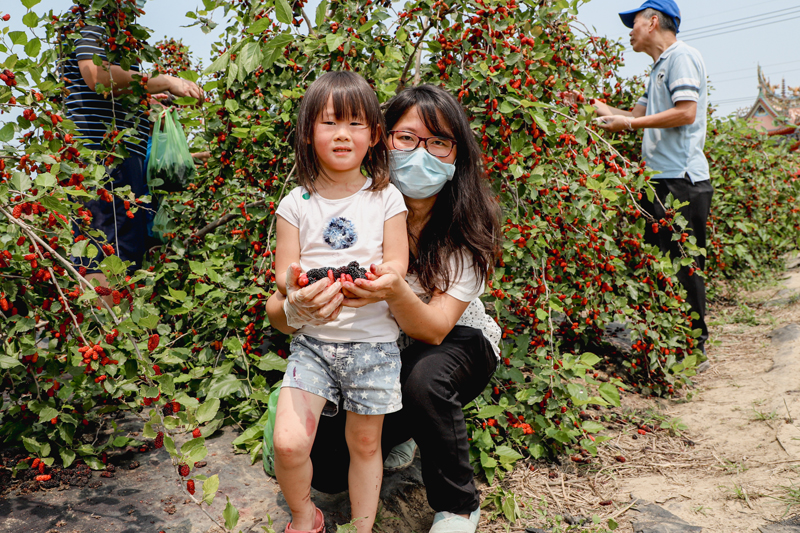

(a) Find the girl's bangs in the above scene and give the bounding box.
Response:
[328,83,375,123]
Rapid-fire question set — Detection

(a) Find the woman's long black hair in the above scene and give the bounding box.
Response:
[384,85,502,293]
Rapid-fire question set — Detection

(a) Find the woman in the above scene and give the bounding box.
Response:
[267,85,502,533]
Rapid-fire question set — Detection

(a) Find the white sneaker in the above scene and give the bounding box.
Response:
[429,508,480,533]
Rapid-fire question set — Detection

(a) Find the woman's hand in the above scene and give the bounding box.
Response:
[283,263,344,327]
[341,263,404,309]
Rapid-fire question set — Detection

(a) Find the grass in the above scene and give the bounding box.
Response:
[772,484,800,517]
[721,483,764,509]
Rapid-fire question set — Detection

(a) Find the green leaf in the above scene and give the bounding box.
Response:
[358,18,379,33]
[22,0,42,7]
[0,355,22,369]
[196,398,220,424]
[275,0,293,25]
[177,70,199,83]
[203,474,220,505]
[256,352,288,372]
[181,437,205,455]
[203,50,230,75]
[238,41,263,74]
[581,421,605,433]
[494,445,524,465]
[224,497,240,530]
[580,352,601,367]
[480,450,497,469]
[247,18,271,34]
[24,37,40,58]
[84,456,104,470]
[315,0,327,27]
[8,31,27,46]
[207,374,242,399]
[11,171,31,193]
[498,101,516,114]
[60,448,75,468]
[157,374,175,397]
[22,436,41,454]
[598,383,621,407]
[0,122,15,142]
[22,12,39,28]
[172,96,198,106]
[326,33,345,53]
[477,405,505,418]
[38,407,59,424]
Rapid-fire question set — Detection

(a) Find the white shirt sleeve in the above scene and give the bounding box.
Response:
[383,183,408,221]
[443,251,485,302]
[275,186,303,228]
[668,52,703,104]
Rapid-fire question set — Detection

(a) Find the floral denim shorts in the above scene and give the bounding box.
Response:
[282,335,402,416]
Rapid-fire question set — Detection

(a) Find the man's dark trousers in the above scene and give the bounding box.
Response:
[640,176,713,353]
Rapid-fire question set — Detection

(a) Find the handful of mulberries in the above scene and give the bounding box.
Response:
[298,261,368,287]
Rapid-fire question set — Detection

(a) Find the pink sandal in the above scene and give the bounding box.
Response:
[285,507,325,533]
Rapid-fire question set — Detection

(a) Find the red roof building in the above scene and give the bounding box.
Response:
[743,67,799,152]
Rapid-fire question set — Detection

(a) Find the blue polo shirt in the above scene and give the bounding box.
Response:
[636,41,710,183]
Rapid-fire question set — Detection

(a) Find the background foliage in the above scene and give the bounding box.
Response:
[0,0,798,522]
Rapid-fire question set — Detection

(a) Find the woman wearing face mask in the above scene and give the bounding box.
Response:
[267,84,502,533]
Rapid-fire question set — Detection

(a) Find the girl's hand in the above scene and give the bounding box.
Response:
[341,263,404,308]
[284,263,344,327]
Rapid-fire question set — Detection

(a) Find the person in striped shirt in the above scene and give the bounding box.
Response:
[64,6,202,298]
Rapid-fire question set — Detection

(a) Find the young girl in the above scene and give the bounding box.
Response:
[272,71,409,533]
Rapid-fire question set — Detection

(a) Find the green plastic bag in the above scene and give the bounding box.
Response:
[147,108,196,192]
[262,387,281,477]
[150,203,176,244]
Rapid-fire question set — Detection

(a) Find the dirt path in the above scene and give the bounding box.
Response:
[615,271,800,532]
[488,264,800,533]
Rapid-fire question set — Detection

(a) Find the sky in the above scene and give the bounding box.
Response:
[2,0,799,119]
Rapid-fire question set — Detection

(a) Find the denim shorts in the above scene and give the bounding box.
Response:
[282,335,402,416]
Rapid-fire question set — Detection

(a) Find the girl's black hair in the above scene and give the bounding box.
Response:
[295,71,390,192]
[384,84,502,293]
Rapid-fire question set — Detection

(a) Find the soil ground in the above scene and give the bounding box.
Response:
[3,262,800,533]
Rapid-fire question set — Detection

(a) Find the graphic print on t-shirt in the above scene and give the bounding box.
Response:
[323,217,358,250]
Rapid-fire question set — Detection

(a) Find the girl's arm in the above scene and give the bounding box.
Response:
[380,212,409,279]
[275,216,301,296]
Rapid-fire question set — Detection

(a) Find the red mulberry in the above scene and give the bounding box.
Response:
[148,334,159,352]
[192,428,201,439]
[94,286,111,296]
[186,479,195,494]
[179,464,189,477]
[154,432,164,449]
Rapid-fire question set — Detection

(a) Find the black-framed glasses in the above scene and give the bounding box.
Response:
[388,130,457,158]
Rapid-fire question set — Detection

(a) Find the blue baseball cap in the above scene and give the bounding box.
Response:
[619,0,681,33]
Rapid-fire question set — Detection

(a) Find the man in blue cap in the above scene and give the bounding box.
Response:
[594,0,713,363]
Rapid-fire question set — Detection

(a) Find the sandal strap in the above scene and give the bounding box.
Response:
[285,507,325,533]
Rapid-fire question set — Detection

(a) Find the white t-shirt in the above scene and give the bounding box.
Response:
[401,252,502,359]
[276,179,407,343]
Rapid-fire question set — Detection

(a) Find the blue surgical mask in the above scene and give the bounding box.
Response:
[390,149,455,199]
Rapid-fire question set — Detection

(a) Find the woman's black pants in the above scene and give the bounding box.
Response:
[309,326,497,515]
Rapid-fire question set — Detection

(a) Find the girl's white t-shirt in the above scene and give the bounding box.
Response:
[402,252,502,359]
[276,179,407,343]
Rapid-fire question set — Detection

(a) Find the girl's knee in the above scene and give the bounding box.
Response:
[347,431,380,459]
[274,430,313,465]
